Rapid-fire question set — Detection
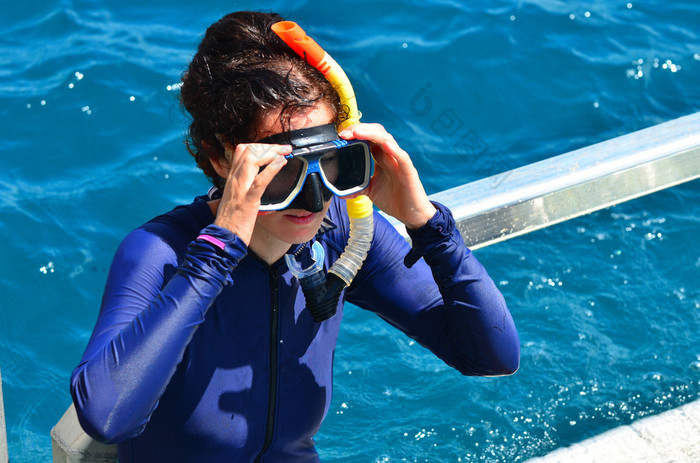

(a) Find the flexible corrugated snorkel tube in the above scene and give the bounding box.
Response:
[273,21,374,322]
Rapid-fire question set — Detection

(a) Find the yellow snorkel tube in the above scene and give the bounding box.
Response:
[273,21,374,322]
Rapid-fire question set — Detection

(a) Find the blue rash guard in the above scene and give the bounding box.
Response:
[70,195,519,462]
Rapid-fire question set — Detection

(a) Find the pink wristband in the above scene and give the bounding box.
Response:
[197,234,226,250]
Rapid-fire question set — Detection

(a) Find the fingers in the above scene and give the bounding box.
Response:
[220,141,289,184]
[241,144,290,198]
[252,154,287,191]
[215,139,291,205]
[234,142,290,170]
[339,123,410,167]
[338,123,435,228]
[339,123,398,149]
[223,140,291,169]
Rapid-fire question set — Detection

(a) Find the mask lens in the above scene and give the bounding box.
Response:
[321,143,369,192]
[261,156,305,206]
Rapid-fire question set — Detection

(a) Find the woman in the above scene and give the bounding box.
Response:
[70,11,519,462]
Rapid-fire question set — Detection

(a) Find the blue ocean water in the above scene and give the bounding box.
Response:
[1,0,699,461]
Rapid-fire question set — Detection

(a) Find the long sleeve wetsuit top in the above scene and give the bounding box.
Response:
[70,195,519,462]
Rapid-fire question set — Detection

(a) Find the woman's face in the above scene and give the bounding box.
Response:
[252,103,336,247]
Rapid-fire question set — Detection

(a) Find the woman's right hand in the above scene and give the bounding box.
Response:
[211,140,291,245]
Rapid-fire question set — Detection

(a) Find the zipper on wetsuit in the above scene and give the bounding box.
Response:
[254,266,281,463]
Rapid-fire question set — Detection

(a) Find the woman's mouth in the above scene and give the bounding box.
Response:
[284,211,316,225]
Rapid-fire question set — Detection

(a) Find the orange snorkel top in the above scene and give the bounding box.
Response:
[271,21,327,70]
[271,21,362,133]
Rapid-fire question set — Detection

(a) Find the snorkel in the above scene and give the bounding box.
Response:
[273,21,374,322]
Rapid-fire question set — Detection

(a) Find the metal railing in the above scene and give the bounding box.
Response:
[48,112,700,462]
[51,404,117,463]
[385,112,700,249]
[1,368,8,463]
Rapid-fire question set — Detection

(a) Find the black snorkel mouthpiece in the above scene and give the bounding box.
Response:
[285,241,346,323]
[299,273,345,323]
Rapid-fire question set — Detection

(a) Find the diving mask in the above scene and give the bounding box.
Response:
[257,123,373,211]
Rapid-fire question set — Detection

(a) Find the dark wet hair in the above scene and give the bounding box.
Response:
[180,11,343,190]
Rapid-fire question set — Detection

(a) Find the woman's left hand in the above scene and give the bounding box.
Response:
[339,123,436,229]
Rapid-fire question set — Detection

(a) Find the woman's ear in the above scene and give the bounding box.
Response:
[208,154,229,179]
[204,136,230,178]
